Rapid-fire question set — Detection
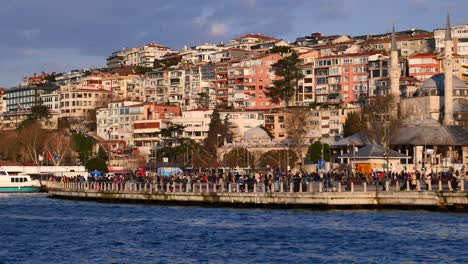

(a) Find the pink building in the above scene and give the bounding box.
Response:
[227,54,283,109]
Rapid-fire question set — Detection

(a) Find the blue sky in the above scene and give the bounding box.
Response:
[0,0,467,87]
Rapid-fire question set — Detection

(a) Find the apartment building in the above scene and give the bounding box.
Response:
[434,24,468,55]
[227,54,283,109]
[0,88,6,114]
[179,44,225,64]
[228,34,279,51]
[106,43,176,68]
[314,52,378,106]
[183,64,217,110]
[5,84,58,112]
[364,33,434,57]
[58,85,111,119]
[54,69,90,86]
[211,48,252,63]
[295,50,320,106]
[40,90,60,111]
[219,109,265,141]
[144,70,167,103]
[215,63,229,106]
[0,110,59,130]
[172,109,212,142]
[101,74,141,100]
[408,52,440,81]
[97,101,181,153]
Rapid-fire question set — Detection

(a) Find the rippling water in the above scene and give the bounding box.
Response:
[0,194,466,263]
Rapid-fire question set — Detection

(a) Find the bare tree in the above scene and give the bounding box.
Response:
[284,107,311,166]
[362,94,403,147]
[16,122,49,164]
[45,132,71,166]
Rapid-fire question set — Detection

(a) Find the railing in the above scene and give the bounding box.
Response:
[45,179,466,194]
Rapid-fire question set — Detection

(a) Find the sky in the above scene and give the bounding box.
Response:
[0,0,467,87]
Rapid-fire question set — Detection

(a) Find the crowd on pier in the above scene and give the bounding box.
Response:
[49,169,465,192]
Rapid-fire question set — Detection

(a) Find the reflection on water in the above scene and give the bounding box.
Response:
[0,194,466,263]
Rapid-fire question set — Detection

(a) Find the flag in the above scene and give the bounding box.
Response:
[38,155,44,162]
[47,153,53,160]
[54,155,60,161]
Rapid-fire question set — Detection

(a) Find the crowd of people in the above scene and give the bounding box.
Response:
[49,169,466,192]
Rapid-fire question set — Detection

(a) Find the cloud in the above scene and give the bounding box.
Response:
[210,23,229,37]
[0,48,104,87]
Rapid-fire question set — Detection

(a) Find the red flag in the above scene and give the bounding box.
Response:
[47,153,53,160]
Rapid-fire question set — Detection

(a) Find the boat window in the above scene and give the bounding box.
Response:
[23,178,28,182]
[0,171,7,175]
[19,178,23,183]
[14,178,19,183]
[11,178,14,183]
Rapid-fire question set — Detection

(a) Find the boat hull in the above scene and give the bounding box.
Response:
[0,186,42,193]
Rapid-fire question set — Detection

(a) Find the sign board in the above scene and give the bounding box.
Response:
[426,149,434,155]
[163,157,169,163]
[318,159,326,170]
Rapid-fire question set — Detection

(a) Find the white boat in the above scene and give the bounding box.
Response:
[0,170,42,193]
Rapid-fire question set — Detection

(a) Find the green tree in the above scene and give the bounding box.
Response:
[85,158,108,173]
[343,111,367,137]
[135,66,153,74]
[266,52,304,107]
[269,46,291,54]
[97,146,108,161]
[305,141,331,163]
[72,133,95,163]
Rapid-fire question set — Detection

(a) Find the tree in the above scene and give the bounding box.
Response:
[343,111,367,137]
[284,107,311,164]
[16,122,49,164]
[72,133,95,164]
[269,46,291,54]
[30,105,50,121]
[257,150,298,171]
[85,158,108,173]
[266,52,304,107]
[45,132,72,166]
[361,94,403,147]
[305,141,331,163]
[201,109,230,168]
[159,123,185,147]
[97,146,108,161]
[135,66,153,74]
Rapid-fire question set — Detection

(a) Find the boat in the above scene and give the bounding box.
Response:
[0,170,42,193]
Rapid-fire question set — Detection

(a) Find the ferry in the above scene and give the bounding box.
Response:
[0,170,42,193]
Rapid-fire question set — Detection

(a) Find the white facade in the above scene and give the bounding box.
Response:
[179,44,225,64]
[96,101,145,141]
[40,90,60,111]
[435,24,468,55]
[172,110,213,142]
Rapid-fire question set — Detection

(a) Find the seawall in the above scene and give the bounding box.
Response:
[47,182,468,212]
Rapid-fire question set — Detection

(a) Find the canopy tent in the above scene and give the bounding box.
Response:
[157,167,183,177]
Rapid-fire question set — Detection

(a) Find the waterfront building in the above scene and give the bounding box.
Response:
[296,50,320,106]
[5,84,58,112]
[218,109,266,142]
[40,90,60,111]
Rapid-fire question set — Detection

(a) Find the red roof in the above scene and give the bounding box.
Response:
[233,33,279,41]
[409,52,439,58]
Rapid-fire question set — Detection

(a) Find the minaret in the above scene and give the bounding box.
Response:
[389,24,401,108]
[442,11,454,125]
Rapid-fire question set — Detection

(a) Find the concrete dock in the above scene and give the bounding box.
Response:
[46,181,468,211]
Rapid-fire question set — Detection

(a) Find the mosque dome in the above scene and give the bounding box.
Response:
[243,127,271,142]
[419,73,467,96]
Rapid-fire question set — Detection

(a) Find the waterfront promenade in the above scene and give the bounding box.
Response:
[46,180,468,211]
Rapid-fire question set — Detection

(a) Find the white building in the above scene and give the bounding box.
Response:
[434,24,468,55]
[172,110,212,142]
